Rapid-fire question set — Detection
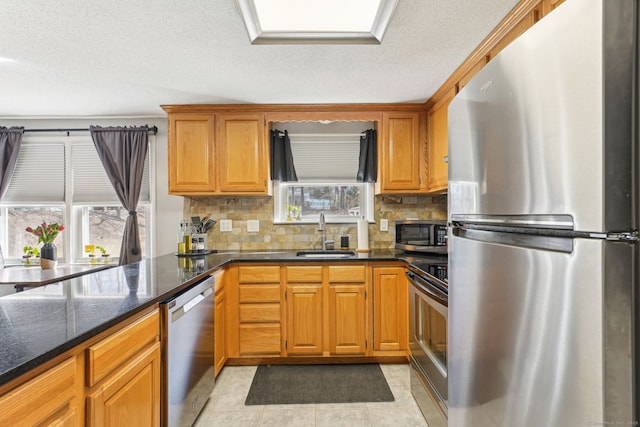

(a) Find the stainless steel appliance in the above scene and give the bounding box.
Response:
[448,0,638,425]
[407,260,448,427]
[395,220,448,254]
[161,277,215,427]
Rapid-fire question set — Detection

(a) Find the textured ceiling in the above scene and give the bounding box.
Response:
[0,0,519,117]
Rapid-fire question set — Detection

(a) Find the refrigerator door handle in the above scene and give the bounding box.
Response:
[605,231,639,242]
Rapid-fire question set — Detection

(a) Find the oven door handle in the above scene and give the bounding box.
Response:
[406,271,448,304]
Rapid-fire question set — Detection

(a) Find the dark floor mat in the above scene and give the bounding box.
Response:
[244,364,395,405]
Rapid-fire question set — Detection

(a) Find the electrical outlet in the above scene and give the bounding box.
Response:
[380,218,388,232]
[247,220,259,232]
[220,219,232,232]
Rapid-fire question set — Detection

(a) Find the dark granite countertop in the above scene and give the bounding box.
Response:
[0,249,445,387]
[0,263,114,287]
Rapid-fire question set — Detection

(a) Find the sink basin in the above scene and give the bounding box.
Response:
[295,250,357,258]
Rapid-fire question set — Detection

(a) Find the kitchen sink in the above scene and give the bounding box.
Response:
[295,250,357,258]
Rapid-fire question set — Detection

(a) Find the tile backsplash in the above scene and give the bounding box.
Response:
[186,195,447,251]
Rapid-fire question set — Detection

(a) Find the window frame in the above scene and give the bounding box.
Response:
[0,135,154,264]
[273,180,374,224]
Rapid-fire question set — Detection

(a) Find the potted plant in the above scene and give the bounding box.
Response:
[95,245,110,263]
[25,221,64,269]
[22,245,39,265]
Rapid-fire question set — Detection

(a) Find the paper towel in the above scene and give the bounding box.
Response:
[357,218,369,252]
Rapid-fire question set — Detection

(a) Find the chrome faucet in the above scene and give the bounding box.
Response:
[318,213,327,250]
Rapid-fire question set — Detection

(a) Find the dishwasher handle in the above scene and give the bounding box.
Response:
[171,285,213,323]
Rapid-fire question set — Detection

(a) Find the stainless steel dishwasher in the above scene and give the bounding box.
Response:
[161,276,215,427]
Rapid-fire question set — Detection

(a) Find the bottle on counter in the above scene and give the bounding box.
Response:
[340,231,349,250]
[177,222,186,254]
[184,222,192,253]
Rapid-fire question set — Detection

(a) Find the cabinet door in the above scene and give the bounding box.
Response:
[286,284,323,355]
[87,343,161,427]
[168,113,216,194]
[328,284,367,355]
[379,112,421,193]
[217,114,269,194]
[373,267,408,353]
[214,289,226,377]
[0,357,77,426]
[427,88,455,192]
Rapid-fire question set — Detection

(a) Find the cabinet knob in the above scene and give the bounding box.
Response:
[443,156,449,163]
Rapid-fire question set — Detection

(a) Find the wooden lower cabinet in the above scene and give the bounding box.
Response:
[235,265,282,356]
[0,357,77,426]
[328,284,367,355]
[0,307,161,427]
[212,269,227,377]
[86,308,161,426]
[214,288,226,376]
[372,266,409,355]
[86,343,161,427]
[286,284,323,355]
[283,264,369,357]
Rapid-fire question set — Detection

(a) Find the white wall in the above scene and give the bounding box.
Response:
[0,117,184,257]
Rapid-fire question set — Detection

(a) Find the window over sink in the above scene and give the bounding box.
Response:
[272,121,374,224]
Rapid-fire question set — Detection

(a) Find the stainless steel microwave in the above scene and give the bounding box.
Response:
[395,220,448,254]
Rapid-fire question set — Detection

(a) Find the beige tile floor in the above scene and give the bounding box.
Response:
[194,364,429,427]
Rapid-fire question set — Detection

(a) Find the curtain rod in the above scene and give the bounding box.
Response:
[23,125,158,136]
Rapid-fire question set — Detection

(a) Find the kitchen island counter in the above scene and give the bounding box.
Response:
[0,249,430,387]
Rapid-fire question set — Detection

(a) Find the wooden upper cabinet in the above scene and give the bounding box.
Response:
[541,0,564,16]
[217,114,269,194]
[378,112,421,193]
[168,113,216,194]
[457,56,488,93]
[487,7,538,61]
[167,112,269,195]
[426,87,455,193]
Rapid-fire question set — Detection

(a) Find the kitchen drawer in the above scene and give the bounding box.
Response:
[0,357,76,426]
[239,324,281,355]
[238,266,280,283]
[328,265,367,283]
[239,284,280,303]
[286,266,323,282]
[86,309,159,386]
[239,303,281,322]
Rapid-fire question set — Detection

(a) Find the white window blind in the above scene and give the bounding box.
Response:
[71,143,150,203]
[289,134,360,181]
[4,142,66,202]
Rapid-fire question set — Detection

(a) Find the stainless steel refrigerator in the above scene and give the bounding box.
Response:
[447,0,638,426]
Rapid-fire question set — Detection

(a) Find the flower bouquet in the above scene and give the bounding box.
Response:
[26,221,64,269]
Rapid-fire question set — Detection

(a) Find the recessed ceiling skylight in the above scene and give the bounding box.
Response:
[237,0,399,44]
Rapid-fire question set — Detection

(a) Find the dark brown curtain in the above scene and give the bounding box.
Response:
[90,125,149,265]
[357,129,377,183]
[0,127,24,268]
[270,129,298,181]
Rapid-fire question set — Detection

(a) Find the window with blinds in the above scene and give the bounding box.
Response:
[5,141,150,203]
[4,142,66,202]
[71,143,150,203]
[0,137,152,262]
[289,134,360,181]
[273,131,374,224]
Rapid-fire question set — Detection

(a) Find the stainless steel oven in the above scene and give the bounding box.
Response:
[407,264,448,427]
